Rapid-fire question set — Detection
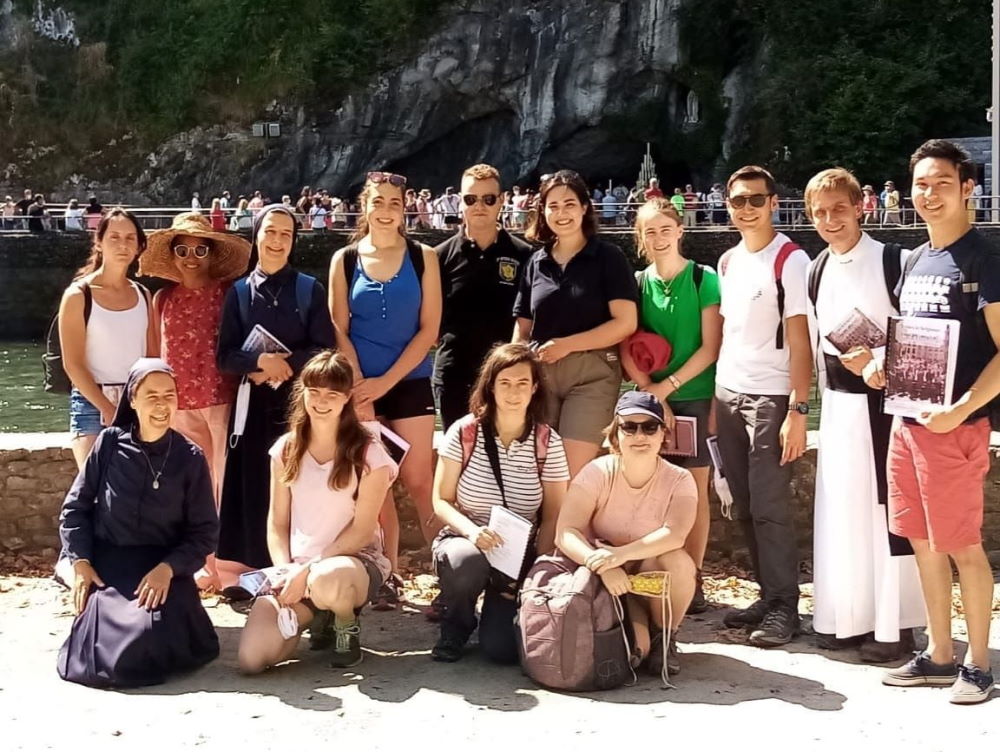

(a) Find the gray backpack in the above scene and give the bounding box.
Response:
[517,553,634,691]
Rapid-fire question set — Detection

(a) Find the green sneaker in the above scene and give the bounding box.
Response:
[329,618,363,668]
[308,610,334,651]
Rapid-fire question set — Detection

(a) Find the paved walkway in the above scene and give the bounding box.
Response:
[2,577,997,751]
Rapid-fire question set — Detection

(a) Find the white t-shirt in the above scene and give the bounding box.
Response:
[716,231,810,395]
[309,205,327,229]
[440,420,570,527]
[64,208,85,231]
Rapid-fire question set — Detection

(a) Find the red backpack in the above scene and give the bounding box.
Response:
[457,414,551,477]
[719,240,801,349]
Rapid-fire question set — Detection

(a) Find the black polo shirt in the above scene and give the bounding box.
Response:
[434,228,533,377]
[513,236,638,343]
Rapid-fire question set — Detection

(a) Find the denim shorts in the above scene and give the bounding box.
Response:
[69,389,103,438]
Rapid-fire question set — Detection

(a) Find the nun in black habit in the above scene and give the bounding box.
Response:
[216,205,335,572]
[57,358,220,688]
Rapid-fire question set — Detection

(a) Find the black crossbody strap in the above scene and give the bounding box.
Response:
[480,420,509,509]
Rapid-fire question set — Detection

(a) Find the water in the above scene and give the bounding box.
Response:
[0,342,67,432]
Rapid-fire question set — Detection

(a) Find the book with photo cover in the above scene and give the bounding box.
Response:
[825,307,886,353]
[362,421,412,467]
[237,565,294,597]
[240,324,291,355]
[661,415,698,458]
[884,316,960,419]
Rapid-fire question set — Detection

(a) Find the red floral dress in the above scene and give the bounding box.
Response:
[160,281,236,410]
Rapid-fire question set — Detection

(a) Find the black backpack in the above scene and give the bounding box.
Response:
[340,238,425,286]
[43,283,92,394]
[807,242,903,311]
[900,244,1000,430]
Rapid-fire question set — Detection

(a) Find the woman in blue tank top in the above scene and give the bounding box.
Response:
[329,171,442,607]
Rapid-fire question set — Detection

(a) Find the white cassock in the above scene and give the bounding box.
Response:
[810,232,925,642]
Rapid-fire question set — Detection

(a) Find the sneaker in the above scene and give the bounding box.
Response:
[667,630,681,676]
[372,574,402,612]
[329,618,363,668]
[882,651,958,687]
[950,665,995,705]
[859,629,916,664]
[687,571,708,615]
[723,599,768,629]
[645,629,681,677]
[748,605,800,647]
[431,631,467,663]
[308,609,334,651]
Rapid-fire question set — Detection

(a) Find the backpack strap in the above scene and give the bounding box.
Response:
[533,423,551,477]
[881,242,903,312]
[692,262,704,290]
[773,241,800,349]
[458,414,479,474]
[235,277,251,329]
[718,249,732,277]
[80,282,93,325]
[294,273,315,328]
[807,249,830,310]
[407,238,426,280]
[901,245,924,280]
[480,419,509,509]
[341,244,360,290]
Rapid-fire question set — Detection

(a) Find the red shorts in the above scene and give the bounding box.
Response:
[887,417,991,553]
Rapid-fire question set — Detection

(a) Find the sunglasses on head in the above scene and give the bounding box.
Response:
[462,193,500,207]
[618,419,662,436]
[173,244,210,259]
[728,193,773,209]
[367,171,407,187]
[540,169,582,184]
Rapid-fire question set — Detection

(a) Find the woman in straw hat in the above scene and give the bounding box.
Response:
[142,212,250,591]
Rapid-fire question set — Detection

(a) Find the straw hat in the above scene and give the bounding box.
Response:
[140,212,251,283]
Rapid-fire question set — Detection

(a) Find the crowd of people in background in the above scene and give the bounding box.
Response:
[44,138,1000,705]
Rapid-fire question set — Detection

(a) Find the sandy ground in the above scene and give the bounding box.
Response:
[1,574,997,752]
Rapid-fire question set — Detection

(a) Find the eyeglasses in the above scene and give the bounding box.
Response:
[173,244,210,259]
[462,193,500,207]
[728,193,773,209]
[618,419,663,436]
[367,171,407,187]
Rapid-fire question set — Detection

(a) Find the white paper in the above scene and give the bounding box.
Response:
[484,506,533,580]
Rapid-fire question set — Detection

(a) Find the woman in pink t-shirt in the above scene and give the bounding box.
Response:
[237,351,398,673]
[556,391,698,678]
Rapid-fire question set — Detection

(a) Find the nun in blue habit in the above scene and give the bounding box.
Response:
[57,358,220,688]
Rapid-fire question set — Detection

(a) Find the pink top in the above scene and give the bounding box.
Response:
[570,455,697,547]
[269,434,398,580]
[160,281,235,410]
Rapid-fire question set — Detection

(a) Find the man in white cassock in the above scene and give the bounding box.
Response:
[804,168,925,662]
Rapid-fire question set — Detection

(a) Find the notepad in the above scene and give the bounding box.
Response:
[484,506,533,580]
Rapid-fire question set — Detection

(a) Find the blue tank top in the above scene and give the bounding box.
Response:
[348,241,433,380]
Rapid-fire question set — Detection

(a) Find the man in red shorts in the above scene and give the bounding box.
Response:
[865,140,1000,704]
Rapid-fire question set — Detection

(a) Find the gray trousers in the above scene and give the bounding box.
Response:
[714,385,800,609]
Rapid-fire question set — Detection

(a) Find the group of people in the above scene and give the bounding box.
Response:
[52,139,998,705]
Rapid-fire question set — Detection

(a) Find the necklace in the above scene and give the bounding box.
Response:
[137,431,173,490]
[260,283,285,308]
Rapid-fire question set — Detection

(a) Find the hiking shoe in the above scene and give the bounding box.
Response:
[308,610,334,651]
[687,571,708,615]
[950,665,995,705]
[431,631,467,663]
[748,606,800,647]
[329,619,363,668]
[667,630,681,676]
[372,574,402,612]
[723,599,768,629]
[645,630,681,677]
[882,651,958,687]
[859,629,916,664]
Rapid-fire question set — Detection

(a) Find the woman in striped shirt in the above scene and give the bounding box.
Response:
[430,343,570,663]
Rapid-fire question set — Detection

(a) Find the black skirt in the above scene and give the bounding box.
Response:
[217,380,292,568]
[57,542,219,688]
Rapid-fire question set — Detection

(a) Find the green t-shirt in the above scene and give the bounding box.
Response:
[638,260,721,401]
[669,194,686,215]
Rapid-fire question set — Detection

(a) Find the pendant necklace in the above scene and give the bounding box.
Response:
[138,431,173,491]
[261,283,285,308]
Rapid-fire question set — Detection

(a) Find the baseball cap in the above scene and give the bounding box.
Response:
[615,391,665,423]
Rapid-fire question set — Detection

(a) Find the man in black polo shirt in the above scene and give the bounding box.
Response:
[14,188,33,230]
[434,163,532,429]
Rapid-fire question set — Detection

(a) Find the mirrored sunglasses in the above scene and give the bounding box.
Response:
[461,193,499,207]
[367,171,407,187]
[173,244,210,259]
[619,419,662,436]
[727,193,773,209]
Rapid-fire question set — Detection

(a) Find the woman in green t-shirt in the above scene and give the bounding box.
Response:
[620,198,722,613]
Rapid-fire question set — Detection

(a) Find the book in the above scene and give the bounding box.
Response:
[362,421,412,467]
[661,415,697,458]
[237,565,294,597]
[825,307,886,353]
[884,316,960,419]
[240,324,291,355]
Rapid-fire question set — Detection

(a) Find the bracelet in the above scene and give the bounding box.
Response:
[667,374,682,390]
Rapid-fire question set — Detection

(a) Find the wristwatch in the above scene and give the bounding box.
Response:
[789,401,810,415]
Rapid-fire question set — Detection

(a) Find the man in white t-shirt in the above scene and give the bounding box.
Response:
[715,165,812,648]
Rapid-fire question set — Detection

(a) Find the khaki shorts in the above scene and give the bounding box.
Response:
[542,349,622,445]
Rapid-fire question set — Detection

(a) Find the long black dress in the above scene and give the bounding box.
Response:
[58,426,220,688]
[215,263,334,568]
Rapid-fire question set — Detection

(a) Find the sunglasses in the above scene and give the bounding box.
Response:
[540,169,582,184]
[728,193,773,209]
[462,193,500,207]
[618,419,663,436]
[367,171,407,187]
[173,244,210,259]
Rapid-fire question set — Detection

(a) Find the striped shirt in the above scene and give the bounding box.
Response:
[440,420,571,527]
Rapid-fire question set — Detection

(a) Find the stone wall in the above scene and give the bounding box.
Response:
[4,434,1000,569]
[0,225,972,340]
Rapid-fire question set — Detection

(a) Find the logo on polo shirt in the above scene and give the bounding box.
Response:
[497,257,519,285]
